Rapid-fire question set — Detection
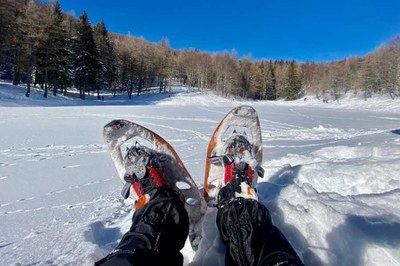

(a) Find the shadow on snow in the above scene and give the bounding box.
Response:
[84,221,122,251]
[390,129,400,135]
[257,164,324,266]
[326,215,400,265]
[0,82,179,107]
[259,164,400,265]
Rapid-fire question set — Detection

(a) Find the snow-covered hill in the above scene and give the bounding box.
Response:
[1,82,399,265]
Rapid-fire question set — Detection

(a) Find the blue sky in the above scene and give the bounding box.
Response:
[59,0,400,62]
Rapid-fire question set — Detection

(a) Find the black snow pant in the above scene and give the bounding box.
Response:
[95,188,304,266]
[217,197,304,266]
[94,187,189,266]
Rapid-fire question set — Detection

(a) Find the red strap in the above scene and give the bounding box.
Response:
[132,181,142,196]
[224,163,235,184]
[247,165,254,184]
[147,166,166,187]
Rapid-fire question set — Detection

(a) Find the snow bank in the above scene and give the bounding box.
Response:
[273,93,400,113]
[2,81,400,113]
[0,82,234,108]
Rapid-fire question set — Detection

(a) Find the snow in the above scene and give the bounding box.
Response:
[271,93,400,113]
[1,82,400,265]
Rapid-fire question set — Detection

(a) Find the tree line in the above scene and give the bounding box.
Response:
[1,0,399,101]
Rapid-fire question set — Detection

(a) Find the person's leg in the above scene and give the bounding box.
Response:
[95,187,189,266]
[215,134,304,266]
[96,143,189,266]
[217,182,304,266]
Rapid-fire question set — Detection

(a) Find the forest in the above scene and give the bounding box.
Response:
[1,0,399,101]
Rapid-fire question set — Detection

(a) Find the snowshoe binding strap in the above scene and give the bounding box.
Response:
[121,143,167,199]
[209,154,234,166]
[209,154,264,178]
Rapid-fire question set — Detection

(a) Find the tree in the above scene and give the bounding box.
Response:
[381,40,400,96]
[94,21,116,98]
[11,0,46,96]
[264,61,276,100]
[249,62,263,99]
[282,61,301,100]
[117,40,137,99]
[133,38,151,96]
[359,54,379,99]
[342,57,361,95]
[156,38,171,92]
[73,11,101,99]
[274,60,288,99]
[36,1,71,97]
[4,0,400,101]
[239,56,251,98]
[0,0,16,80]
[179,50,212,92]
[211,52,240,97]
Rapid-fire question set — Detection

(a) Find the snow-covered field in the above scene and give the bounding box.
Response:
[1,83,400,265]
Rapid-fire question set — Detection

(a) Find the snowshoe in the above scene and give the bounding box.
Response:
[103,119,206,250]
[204,106,264,206]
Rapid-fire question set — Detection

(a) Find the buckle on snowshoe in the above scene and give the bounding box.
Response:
[256,165,265,178]
[209,154,234,165]
[124,173,136,183]
[121,182,131,199]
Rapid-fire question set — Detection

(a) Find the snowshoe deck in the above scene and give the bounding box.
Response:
[103,119,206,250]
[204,106,263,204]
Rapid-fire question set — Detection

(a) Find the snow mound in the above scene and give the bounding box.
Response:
[276,94,400,113]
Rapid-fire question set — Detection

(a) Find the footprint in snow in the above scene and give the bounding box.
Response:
[84,221,122,247]
[62,165,80,169]
[0,162,16,167]
[24,231,42,240]
[16,197,35,202]
[0,241,14,249]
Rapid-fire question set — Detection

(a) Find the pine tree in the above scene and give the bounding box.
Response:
[11,1,46,96]
[94,21,116,98]
[283,61,301,100]
[73,11,101,99]
[0,0,16,80]
[49,1,72,96]
[264,61,276,100]
[36,1,71,97]
[239,56,251,98]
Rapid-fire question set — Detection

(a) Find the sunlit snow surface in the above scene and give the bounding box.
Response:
[1,82,400,265]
